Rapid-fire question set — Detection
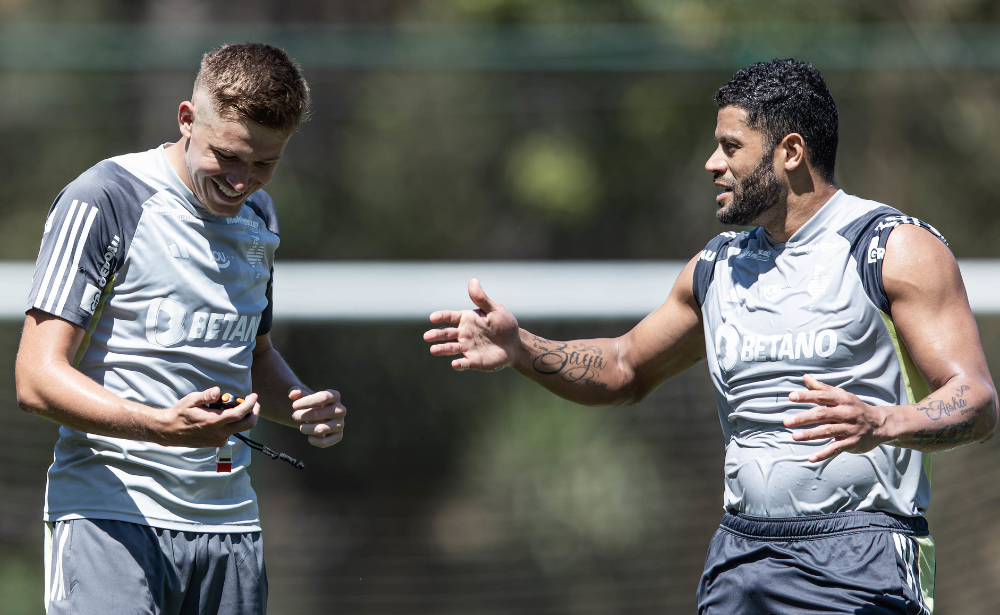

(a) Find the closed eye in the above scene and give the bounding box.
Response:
[212,148,238,162]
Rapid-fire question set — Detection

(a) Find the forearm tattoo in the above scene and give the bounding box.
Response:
[911,416,978,448]
[529,336,609,388]
[915,384,972,421]
[911,384,979,447]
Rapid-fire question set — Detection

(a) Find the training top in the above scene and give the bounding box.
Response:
[26,145,279,532]
[695,190,948,518]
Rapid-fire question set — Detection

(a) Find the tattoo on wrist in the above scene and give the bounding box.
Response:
[529,336,609,389]
[911,416,977,447]
[915,384,972,420]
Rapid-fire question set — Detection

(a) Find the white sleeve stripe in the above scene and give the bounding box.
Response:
[44,202,91,313]
[34,199,80,311]
[55,206,99,316]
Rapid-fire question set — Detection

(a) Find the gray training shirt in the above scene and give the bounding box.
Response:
[27,145,279,532]
[694,190,948,518]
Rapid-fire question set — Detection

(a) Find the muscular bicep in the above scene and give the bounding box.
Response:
[619,255,706,400]
[883,225,991,393]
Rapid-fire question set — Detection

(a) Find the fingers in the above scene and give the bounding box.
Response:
[423,327,459,343]
[790,422,853,442]
[187,386,222,407]
[430,342,464,356]
[216,393,259,424]
[225,398,261,434]
[429,310,464,325]
[293,399,346,424]
[307,431,344,448]
[803,374,833,391]
[290,388,341,412]
[297,401,346,448]
[788,376,839,405]
[468,278,496,313]
[783,406,851,428]
[451,357,470,371]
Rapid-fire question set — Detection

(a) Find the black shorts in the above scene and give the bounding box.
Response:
[697,511,934,614]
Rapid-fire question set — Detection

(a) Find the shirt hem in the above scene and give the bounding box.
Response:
[43,510,261,534]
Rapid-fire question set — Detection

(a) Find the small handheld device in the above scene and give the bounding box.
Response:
[206,393,305,470]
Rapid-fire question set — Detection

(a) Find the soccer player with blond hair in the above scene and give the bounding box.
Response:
[16,43,345,614]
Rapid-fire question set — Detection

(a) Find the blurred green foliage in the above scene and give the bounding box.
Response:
[4,1,1000,613]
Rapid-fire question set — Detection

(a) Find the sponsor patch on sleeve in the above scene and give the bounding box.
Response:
[79,283,102,315]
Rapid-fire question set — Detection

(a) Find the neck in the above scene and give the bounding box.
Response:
[164,138,196,194]
[760,180,839,243]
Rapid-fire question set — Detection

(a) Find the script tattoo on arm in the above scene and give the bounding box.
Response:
[915,384,972,420]
[910,416,978,449]
[529,335,610,389]
[910,384,981,448]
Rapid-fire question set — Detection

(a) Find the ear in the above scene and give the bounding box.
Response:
[177,101,195,139]
[778,133,806,172]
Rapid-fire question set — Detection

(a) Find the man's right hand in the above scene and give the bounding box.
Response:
[158,388,260,448]
[424,278,521,371]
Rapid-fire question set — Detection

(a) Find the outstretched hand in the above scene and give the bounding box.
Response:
[783,374,892,462]
[423,278,521,371]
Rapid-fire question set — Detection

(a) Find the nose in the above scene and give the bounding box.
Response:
[705,145,727,176]
[226,168,250,192]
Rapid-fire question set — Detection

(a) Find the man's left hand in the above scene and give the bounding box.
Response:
[783,374,892,462]
[290,388,346,448]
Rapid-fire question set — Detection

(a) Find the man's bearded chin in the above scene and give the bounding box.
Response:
[716,153,785,227]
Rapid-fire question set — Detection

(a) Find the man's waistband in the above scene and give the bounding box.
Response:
[719,510,928,540]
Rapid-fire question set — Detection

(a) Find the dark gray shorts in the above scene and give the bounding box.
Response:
[44,518,267,615]
[697,511,935,614]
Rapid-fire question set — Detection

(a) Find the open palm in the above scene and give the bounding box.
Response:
[423,278,521,371]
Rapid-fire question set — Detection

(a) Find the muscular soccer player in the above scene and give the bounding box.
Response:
[16,43,346,614]
[424,59,997,614]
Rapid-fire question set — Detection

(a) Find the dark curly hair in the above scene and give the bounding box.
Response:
[714,59,838,183]
[194,42,311,133]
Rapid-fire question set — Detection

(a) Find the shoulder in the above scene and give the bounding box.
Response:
[692,230,748,308]
[45,158,155,237]
[840,201,952,314]
[244,190,279,236]
[883,223,960,298]
[62,158,158,213]
[834,192,948,249]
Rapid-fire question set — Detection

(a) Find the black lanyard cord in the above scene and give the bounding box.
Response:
[233,433,305,469]
[205,393,306,470]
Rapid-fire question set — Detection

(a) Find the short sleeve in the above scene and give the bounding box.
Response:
[246,192,279,337]
[26,161,150,328]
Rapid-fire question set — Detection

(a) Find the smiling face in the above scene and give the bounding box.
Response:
[168,90,291,217]
[705,105,786,226]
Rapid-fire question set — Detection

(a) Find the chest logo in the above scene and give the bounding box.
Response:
[246,240,265,266]
[736,248,771,262]
[714,326,839,370]
[213,250,232,269]
[145,298,188,347]
[715,325,740,371]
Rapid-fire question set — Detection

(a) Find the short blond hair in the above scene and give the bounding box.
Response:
[194,42,310,133]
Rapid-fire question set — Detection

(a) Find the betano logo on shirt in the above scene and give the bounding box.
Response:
[145,298,261,347]
[714,324,838,371]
